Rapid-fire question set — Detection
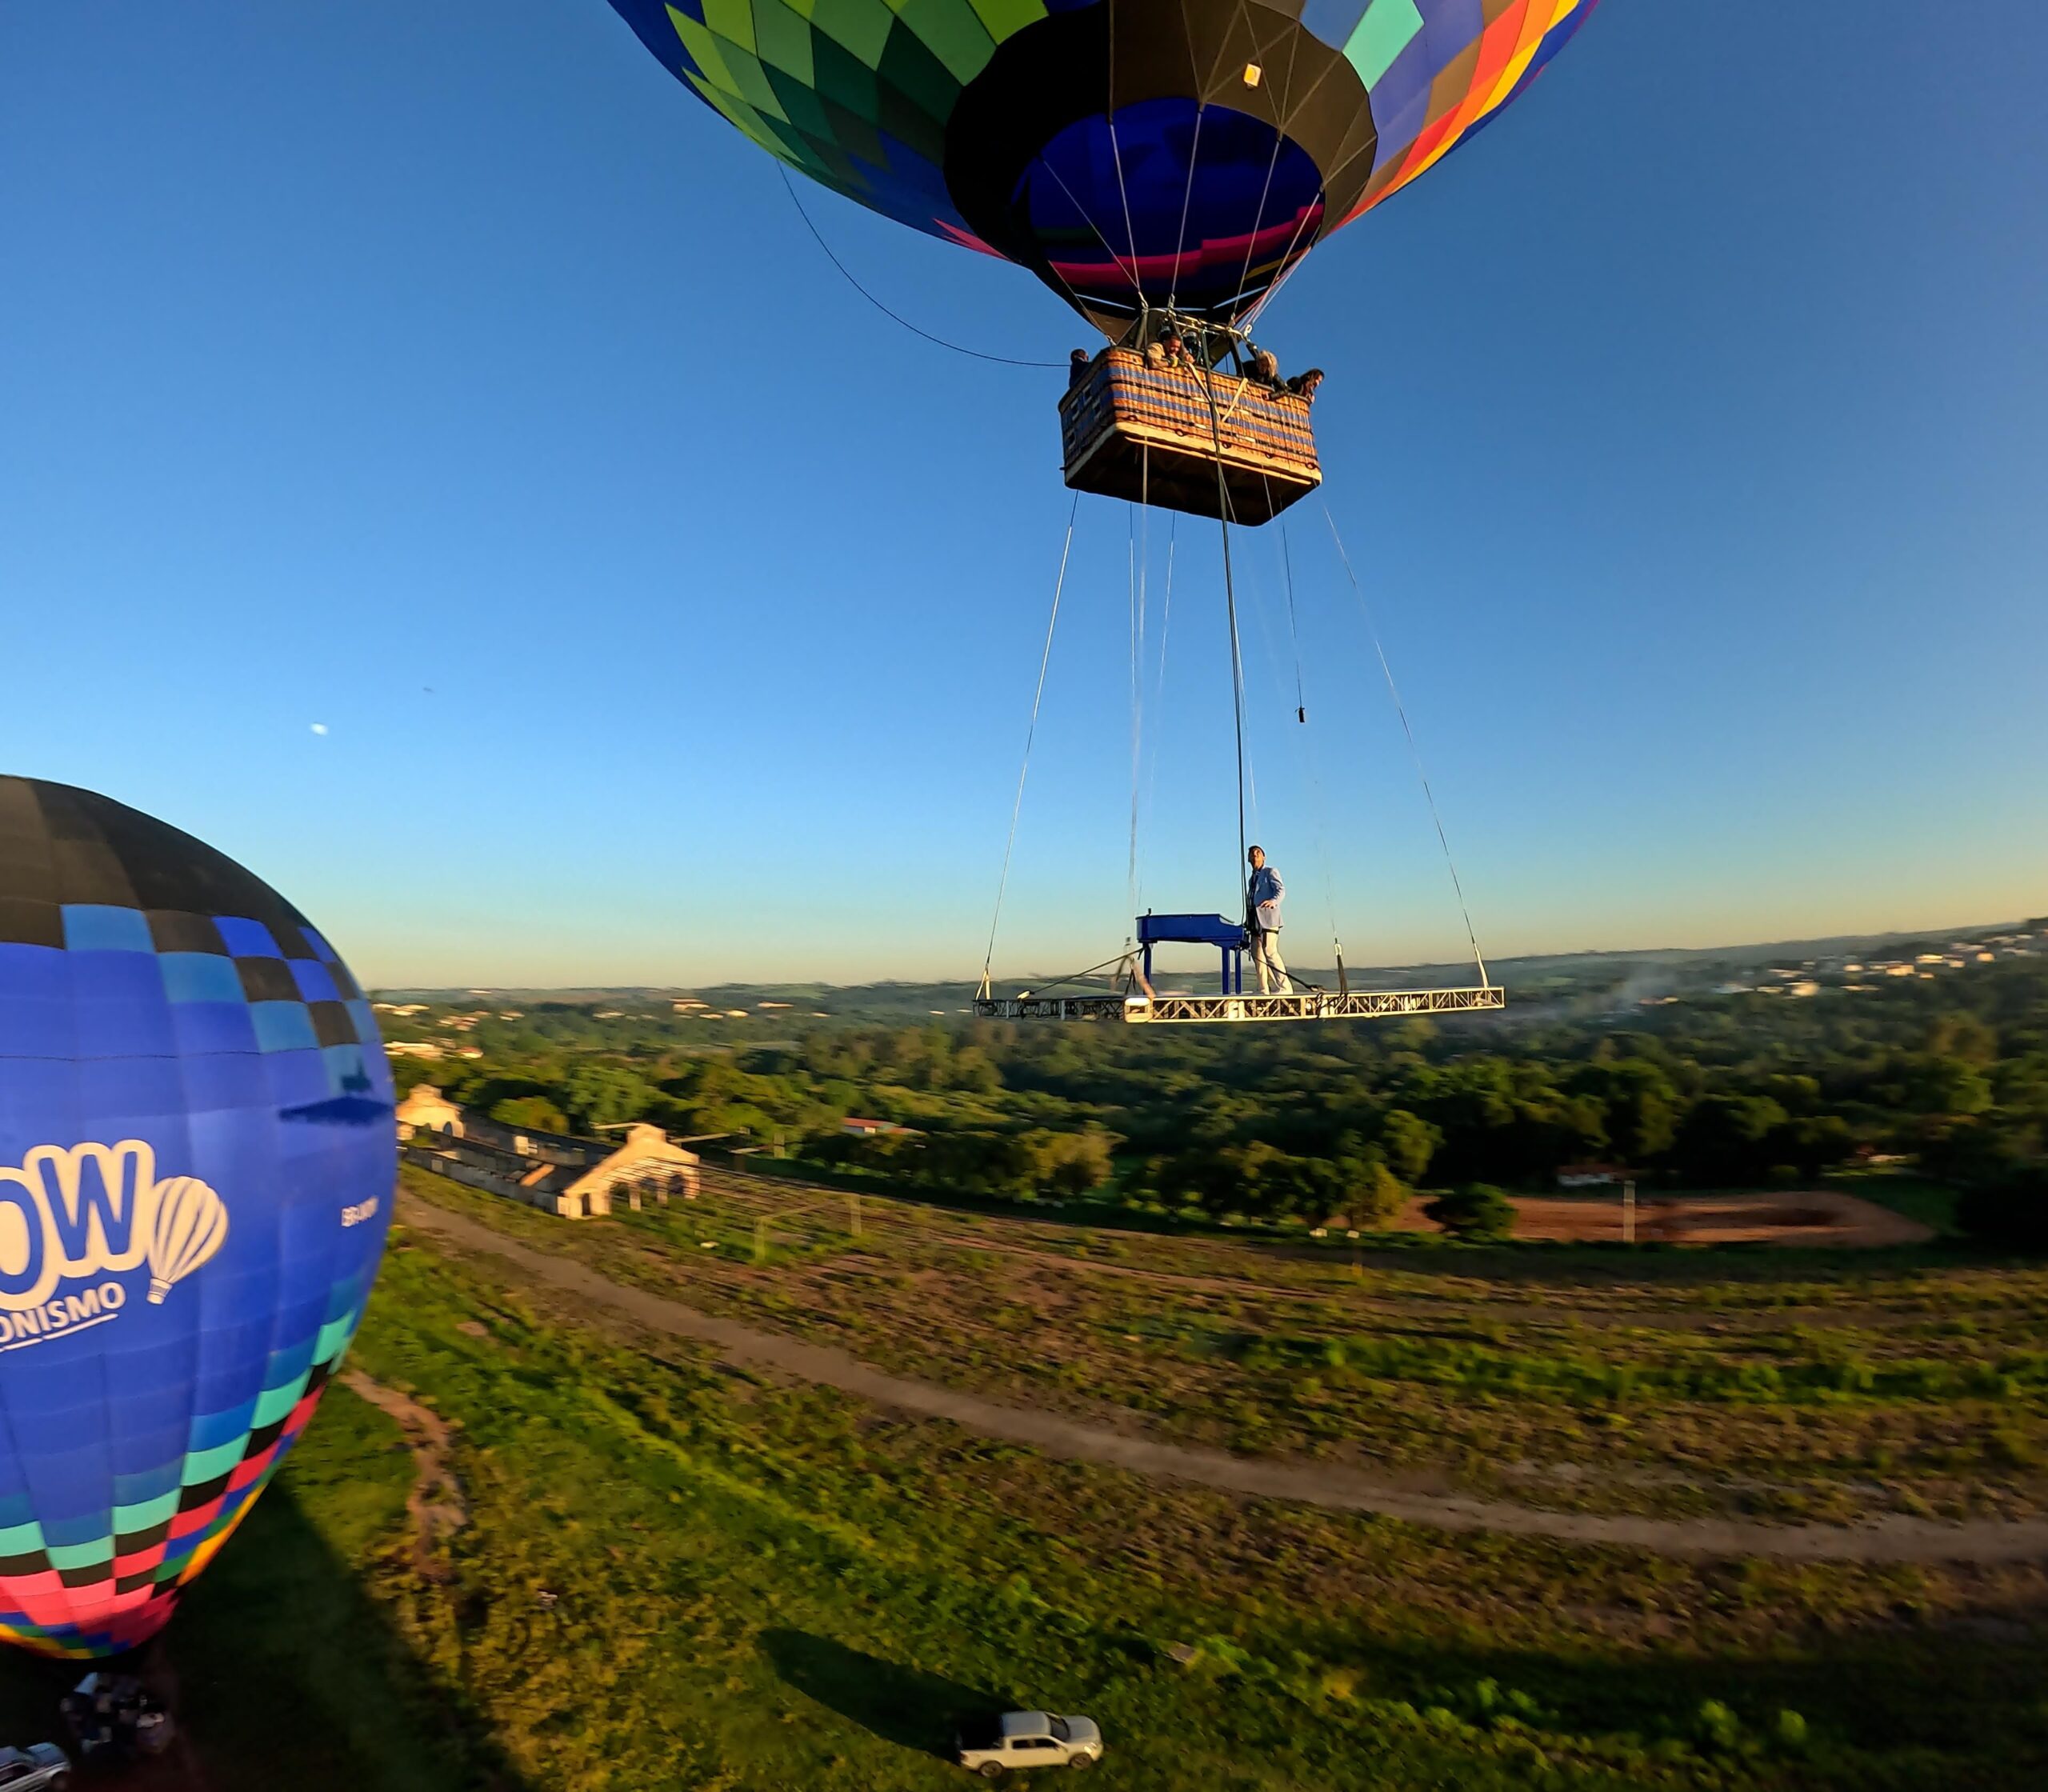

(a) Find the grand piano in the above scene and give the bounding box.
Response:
[1136,911,1250,995]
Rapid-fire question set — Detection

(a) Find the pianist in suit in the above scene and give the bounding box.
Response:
[1246,846,1292,995]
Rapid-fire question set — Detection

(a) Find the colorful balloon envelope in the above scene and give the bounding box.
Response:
[0,778,394,1657]
[605,0,1602,330]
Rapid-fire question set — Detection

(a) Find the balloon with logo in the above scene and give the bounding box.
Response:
[0,777,395,1657]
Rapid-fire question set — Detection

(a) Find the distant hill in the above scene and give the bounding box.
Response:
[372,918,2037,1025]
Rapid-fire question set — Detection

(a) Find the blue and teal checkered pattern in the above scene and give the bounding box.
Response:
[0,775,395,1658]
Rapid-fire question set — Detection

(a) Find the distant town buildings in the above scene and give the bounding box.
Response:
[1683,927,2040,1001]
[397,1086,701,1219]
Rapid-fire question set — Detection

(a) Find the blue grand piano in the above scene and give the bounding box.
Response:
[1136,911,1251,995]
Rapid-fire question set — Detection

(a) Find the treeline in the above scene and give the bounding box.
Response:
[392,958,2048,1238]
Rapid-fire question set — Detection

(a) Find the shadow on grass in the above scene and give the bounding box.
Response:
[0,1484,534,1792]
[761,1628,1001,1759]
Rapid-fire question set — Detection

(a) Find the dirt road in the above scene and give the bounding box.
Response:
[340,1367,467,1575]
[396,1192,2048,1566]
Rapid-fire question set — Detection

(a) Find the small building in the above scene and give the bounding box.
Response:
[396,1086,701,1219]
[1557,1163,1628,1190]
[842,1117,911,1138]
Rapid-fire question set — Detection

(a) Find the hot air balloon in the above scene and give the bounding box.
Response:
[605,0,1572,1014]
[605,0,1599,327]
[604,0,1599,516]
[0,777,395,1658]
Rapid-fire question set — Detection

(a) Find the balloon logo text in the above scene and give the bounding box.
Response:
[0,1142,227,1326]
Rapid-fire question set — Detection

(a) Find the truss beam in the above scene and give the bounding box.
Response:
[973,987,1505,1025]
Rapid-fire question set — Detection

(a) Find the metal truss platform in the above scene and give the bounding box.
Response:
[973,986,1506,1026]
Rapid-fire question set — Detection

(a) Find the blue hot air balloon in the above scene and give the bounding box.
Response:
[0,777,394,1657]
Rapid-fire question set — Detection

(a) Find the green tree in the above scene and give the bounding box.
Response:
[1344,1158,1409,1230]
[490,1095,569,1134]
[1424,1182,1516,1241]
[1906,1055,1995,1118]
[1377,1108,1442,1185]
[561,1064,662,1132]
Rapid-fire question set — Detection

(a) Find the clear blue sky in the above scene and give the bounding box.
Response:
[3,3,2043,987]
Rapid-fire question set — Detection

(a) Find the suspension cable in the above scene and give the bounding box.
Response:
[778,168,1065,369]
[981,494,1082,996]
[1322,500,1491,989]
[1242,498,1342,972]
[1279,519,1308,722]
[1126,447,1150,934]
[1198,374,1251,900]
[1138,515,1176,896]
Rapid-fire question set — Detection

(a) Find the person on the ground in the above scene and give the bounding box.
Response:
[1286,366,1326,402]
[1069,348,1092,389]
[1246,845,1292,994]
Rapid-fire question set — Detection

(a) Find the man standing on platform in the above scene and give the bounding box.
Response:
[1246,845,1292,994]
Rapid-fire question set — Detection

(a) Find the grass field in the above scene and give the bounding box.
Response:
[399,1165,2048,1528]
[5,1177,2046,1788]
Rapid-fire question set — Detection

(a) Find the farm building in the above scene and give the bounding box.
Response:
[396,1085,700,1218]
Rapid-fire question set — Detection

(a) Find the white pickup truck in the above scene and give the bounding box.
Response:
[956,1710,1103,1776]
[0,1743,71,1790]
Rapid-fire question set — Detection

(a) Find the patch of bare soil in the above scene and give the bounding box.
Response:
[1399,1189,1934,1248]
[340,1369,468,1578]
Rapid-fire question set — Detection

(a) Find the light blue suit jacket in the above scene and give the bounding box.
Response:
[1249,864,1284,931]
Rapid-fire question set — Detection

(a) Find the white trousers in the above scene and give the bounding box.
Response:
[1250,930,1291,994]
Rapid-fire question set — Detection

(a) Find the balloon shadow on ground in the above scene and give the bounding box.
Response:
[0,1485,536,1792]
[760,1629,1003,1759]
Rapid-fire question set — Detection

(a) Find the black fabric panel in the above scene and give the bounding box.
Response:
[310,1002,358,1048]
[0,897,65,949]
[0,776,310,932]
[148,910,228,954]
[237,958,301,1004]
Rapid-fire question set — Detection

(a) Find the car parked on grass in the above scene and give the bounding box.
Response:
[956,1710,1103,1775]
[0,1742,71,1790]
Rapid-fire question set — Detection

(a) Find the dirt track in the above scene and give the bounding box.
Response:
[340,1367,467,1575]
[1398,1187,1935,1247]
[395,1192,2048,1566]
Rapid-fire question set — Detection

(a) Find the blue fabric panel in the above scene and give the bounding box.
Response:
[160,953,246,1006]
[250,1002,318,1054]
[213,917,282,958]
[289,960,340,1005]
[61,906,154,954]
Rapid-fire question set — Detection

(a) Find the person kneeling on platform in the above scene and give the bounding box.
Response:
[1246,845,1292,994]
